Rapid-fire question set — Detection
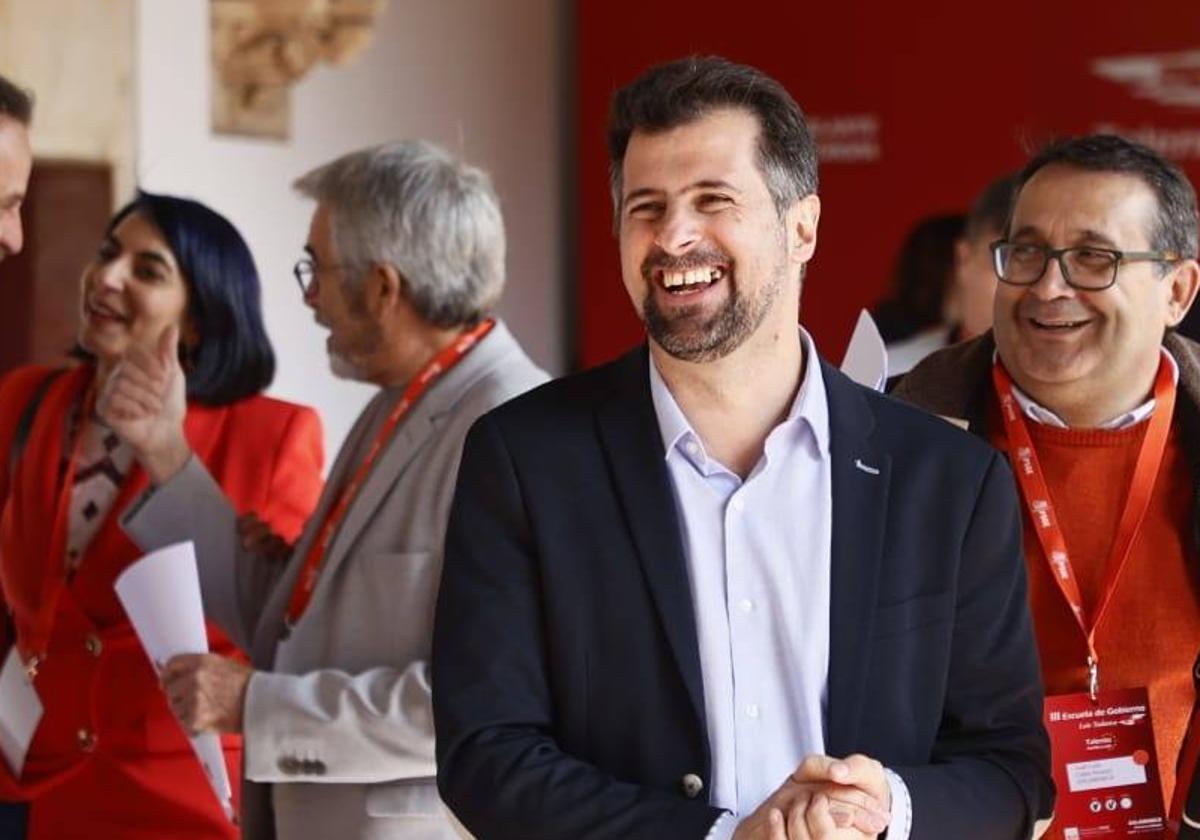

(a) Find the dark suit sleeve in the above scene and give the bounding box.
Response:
[894,452,1054,839]
[433,415,724,840]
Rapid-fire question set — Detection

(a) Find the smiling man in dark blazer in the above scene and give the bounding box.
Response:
[433,56,1053,840]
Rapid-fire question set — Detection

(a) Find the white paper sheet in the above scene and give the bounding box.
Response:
[840,309,889,392]
[115,541,235,822]
[0,647,43,776]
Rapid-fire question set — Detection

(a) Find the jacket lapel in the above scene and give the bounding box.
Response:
[594,348,708,739]
[4,366,89,655]
[247,382,382,655]
[319,409,435,577]
[251,387,441,660]
[277,327,520,634]
[821,361,891,757]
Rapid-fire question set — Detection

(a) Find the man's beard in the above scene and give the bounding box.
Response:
[643,286,756,363]
[328,349,371,382]
[640,244,784,363]
[325,314,382,382]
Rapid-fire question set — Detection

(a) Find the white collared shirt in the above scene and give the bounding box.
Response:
[650,329,911,839]
[1008,348,1178,429]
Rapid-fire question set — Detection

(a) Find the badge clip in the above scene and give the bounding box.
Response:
[1087,656,1099,703]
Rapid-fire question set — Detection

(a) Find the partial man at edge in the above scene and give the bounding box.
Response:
[0,72,34,263]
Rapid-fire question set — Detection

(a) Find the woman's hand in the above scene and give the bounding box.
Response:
[97,324,192,484]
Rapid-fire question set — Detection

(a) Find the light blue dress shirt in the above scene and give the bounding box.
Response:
[647,329,910,839]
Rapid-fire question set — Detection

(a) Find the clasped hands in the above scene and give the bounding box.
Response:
[732,755,892,840]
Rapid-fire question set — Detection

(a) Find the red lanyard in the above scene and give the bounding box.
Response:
[284,319,495,626]
[23,381,95,675]
[992,357,1175,700]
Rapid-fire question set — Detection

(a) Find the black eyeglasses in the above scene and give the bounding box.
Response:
[990,240,1182,291]
[293,257,355,296]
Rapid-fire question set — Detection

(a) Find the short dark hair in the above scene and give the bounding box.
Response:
[607,56,818,220]
[965,172,1019,242]
[0,73,33,124]
[109,191,276,405]
[1013,134,1199,262]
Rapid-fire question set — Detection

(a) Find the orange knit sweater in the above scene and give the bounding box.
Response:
[990,413,1200,808]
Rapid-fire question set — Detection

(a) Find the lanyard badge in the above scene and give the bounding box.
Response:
[994,357,1176,838]
[1044,688,1164,838]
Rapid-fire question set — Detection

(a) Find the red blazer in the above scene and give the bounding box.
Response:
[0,364,324,838]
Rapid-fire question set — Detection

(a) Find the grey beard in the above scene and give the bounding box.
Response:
[328,349,370,382]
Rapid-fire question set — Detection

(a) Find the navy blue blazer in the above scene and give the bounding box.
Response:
[433,346,1053,839]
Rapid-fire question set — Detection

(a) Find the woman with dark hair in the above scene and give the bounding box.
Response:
[871,213,967,382]
[0,191,324,838]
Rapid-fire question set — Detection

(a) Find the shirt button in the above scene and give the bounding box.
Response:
[731,498,745,512]
[685,440,700,457]
[84,634,103,657]
[746,704,760,719]
[77,727,97,752]
[738,599,754,613]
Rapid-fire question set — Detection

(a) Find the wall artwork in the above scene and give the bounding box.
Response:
[211,0,387,139]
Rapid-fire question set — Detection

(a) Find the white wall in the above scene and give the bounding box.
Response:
[135,0,563,461]
[0,0,136,200]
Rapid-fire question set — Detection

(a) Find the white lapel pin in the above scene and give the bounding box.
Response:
[854,458,880,476]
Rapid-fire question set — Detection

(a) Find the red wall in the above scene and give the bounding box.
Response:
[576,0,1200,367]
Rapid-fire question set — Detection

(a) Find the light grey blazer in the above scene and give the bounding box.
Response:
[123,322,547,840]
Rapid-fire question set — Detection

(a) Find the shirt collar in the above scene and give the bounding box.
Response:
[1004,347,1178,430]
[648,327,830,464]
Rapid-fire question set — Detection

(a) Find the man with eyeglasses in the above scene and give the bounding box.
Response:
[105,140,547,839]
[895,133,1200,839]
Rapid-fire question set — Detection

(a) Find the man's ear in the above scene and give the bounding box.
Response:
[365,263,405,315]
[1165,259,1200,328]
[788,193,821,266]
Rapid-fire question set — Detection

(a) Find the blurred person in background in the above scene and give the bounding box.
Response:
[0,191,325,839]
[872,213,964,378]
[949,172,1020,342]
